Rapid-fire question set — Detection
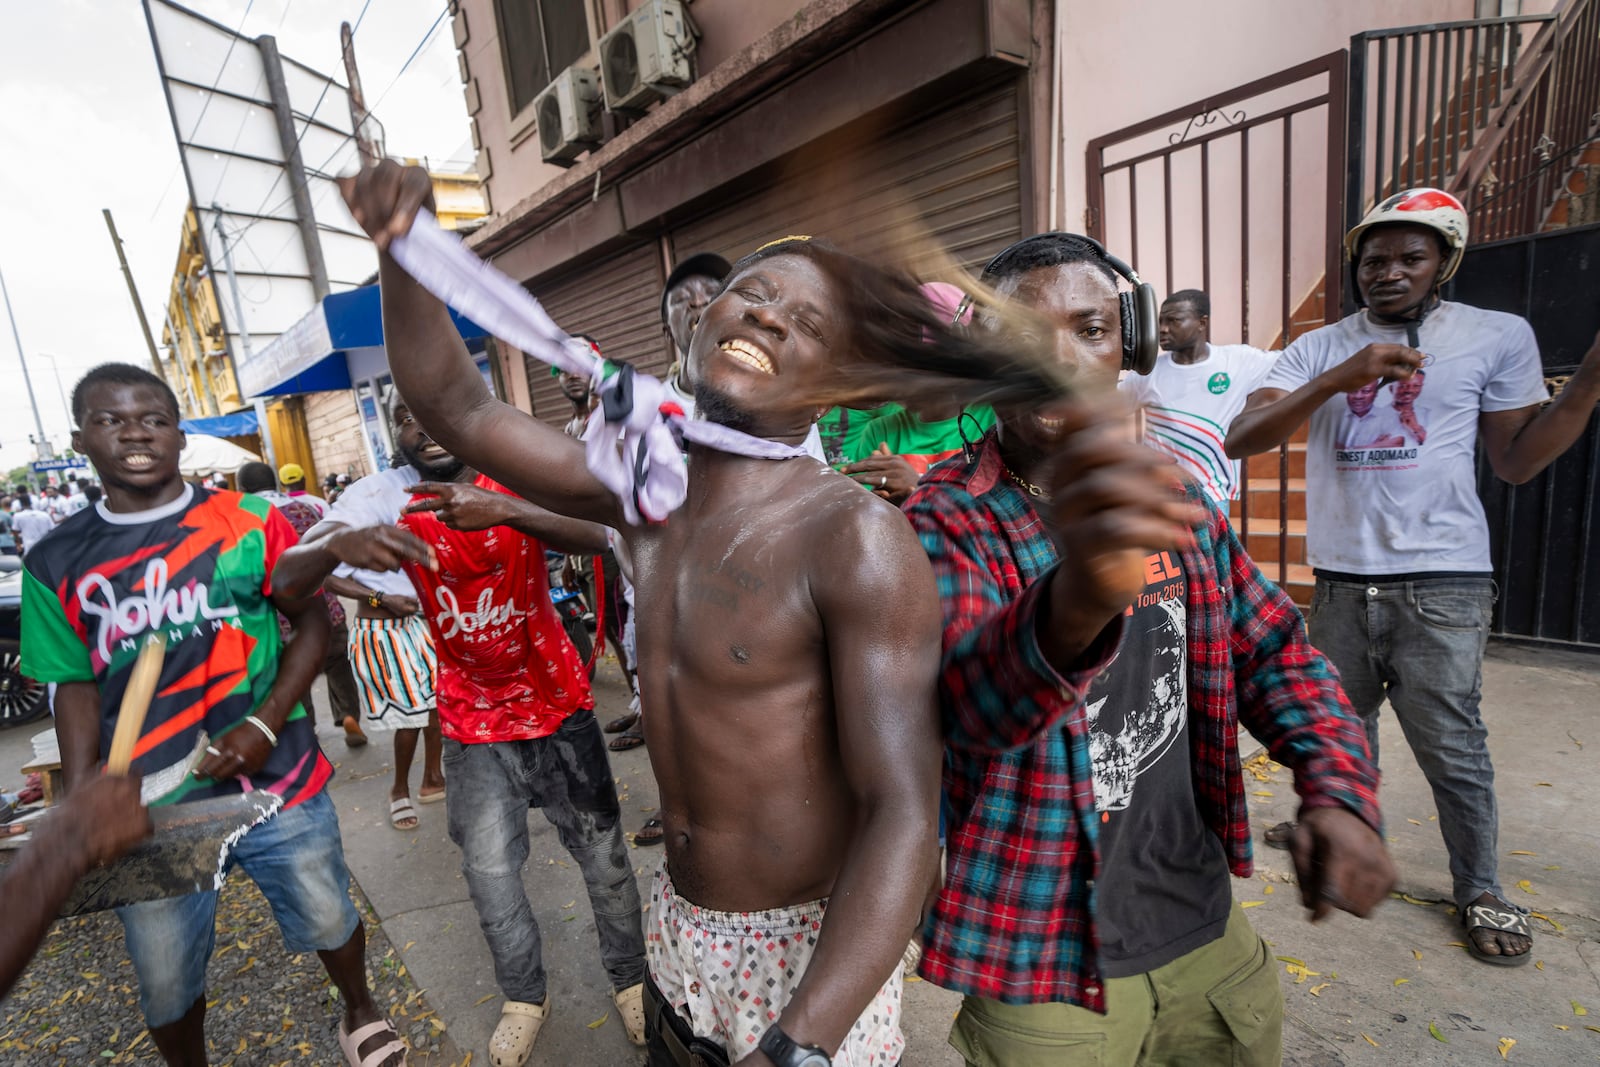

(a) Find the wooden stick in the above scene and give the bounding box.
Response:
[106,634,168,775]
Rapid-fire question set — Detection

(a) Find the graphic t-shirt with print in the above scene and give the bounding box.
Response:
[1119,343,1277,503]
[842,406,996,474]
[1088,550,1231,977]
[311,467,594,743]
[1260,303,1548,574]
[20,486,330,808]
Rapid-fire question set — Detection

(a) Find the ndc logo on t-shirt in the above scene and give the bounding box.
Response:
[1207,373,1231,395]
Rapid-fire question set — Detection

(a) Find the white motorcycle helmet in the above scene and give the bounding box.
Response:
[1344,187,1470,288]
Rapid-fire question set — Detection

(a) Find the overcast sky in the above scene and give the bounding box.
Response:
[0,0,469,470]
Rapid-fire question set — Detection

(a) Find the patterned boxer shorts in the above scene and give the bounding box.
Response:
[645,863,905,1066]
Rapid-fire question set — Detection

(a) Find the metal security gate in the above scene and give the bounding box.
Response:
[1448,222,1600,648]
[1085,52,1349,593]
[672,80,1024,276]
[525,244,667,427]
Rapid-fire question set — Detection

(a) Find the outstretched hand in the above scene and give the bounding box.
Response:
[404,481,515,531]
[1290,807,1397,921]
[1042,395,1205,632]
[323,525,435,574]
[337,160,435,252]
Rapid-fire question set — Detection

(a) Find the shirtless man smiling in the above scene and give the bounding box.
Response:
[341,162,941,1067]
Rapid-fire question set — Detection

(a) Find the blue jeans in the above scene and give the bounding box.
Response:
[443,708,646,1004]
[1306,576,1503,909]
[116,790,361,1027]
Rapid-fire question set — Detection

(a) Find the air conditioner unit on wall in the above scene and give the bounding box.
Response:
[598,0,696,114]
[535,66,603,166]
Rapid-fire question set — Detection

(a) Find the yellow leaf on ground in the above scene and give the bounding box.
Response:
[1399,894,1435,907]
[1498,1037,1516,1059]
[1509,850,1536,856]
[1447,941,1468,949]
[1252,791,1273,797]
[1240,901,1265,908]
[1394,978,1409,986]
[1530,912,1566,932]
[1263,885,1274,895]
[1407,818,1422,825]
[587,1013,609,1030]
[474,994,496,1006]
[1275,956,1305,967]
[1361,1033,1379,1047]
[1554,1024,1568,1030]
[1572,1001,1588,1017]
[1429,1021,1449,1043]
[1545,865,1561,870]
[1412,949,1422,960]
[1516,879,1536,894]
[1283,962,1320,984]
[1585,1025,1600,1034]
[1309,983,1330,996]
[1535,782,1553,787]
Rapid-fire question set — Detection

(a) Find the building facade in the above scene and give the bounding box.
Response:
[447,0,1506,427]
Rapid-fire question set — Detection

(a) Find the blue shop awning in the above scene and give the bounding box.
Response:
[180,411,259,437]
[236,285,490,399]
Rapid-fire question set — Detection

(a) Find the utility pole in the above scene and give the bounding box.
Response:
[0,263,53,459]
[102,209,168,383]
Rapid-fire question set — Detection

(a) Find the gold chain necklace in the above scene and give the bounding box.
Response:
[1003,463,1050,500]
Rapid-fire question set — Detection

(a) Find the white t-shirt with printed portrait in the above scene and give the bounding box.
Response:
[1259,302,1548,575]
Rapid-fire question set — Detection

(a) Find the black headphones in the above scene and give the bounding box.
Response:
[960,232,1160,376]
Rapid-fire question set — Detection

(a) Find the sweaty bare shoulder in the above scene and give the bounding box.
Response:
[801,477,937,622]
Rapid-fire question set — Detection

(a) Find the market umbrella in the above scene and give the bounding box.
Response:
[177,434,260,477]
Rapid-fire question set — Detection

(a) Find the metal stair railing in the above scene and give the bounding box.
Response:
[1344,8,1563,234]
[1452,0,1600,240]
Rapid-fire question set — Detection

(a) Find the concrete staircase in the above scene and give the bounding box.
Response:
[1540,138,1600,231]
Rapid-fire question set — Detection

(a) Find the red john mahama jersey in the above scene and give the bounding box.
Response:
[322,467,593,743]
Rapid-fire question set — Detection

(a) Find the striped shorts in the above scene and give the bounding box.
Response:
[348,614,437,730]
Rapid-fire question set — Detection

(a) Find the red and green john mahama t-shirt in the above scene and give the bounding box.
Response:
[20,486,332,809]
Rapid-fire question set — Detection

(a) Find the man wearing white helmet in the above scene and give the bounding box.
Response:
[1227,188,1600,967]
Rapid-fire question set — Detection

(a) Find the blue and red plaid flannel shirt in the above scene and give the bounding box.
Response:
[904,430,1380,1010]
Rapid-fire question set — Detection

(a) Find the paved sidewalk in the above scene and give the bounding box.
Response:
[326,643,1600,1066]
[2,641,1593,1065]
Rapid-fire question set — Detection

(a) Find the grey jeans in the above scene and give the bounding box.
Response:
[1306,576,1502,909]
[443,709,647,1003]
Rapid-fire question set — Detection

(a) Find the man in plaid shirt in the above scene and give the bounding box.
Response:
[906,234,1396,1066]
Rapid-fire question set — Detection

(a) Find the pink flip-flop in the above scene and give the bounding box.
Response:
[338,1017,408,1067]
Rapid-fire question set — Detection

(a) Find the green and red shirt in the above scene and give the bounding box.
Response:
[21,485,331,809]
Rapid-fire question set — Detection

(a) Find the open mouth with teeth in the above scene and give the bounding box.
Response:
[1032,413,1066,433]
[122,453,157,470]
[719,338,776,375]
[415,441,447,459]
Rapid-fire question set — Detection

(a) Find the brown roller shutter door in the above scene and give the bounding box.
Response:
[523,244,669,427]
[672,82,1023,275]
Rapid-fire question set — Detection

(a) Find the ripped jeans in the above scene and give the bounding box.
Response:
[443,709,646,1004]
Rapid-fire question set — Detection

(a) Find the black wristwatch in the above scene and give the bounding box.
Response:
[758,1023,831,1067]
